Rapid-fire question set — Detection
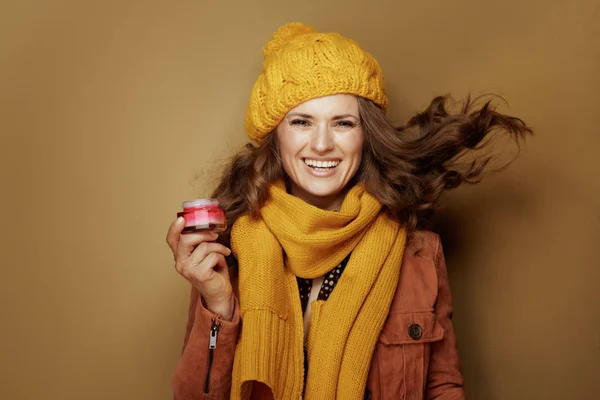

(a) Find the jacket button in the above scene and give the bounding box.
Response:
[408,323,422,340]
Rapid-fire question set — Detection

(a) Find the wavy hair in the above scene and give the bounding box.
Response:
[210,95,532,251]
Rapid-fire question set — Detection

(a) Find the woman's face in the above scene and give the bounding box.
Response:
[276,94,364,211]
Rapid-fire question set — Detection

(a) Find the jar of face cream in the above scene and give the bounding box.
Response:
[177,199,227,233]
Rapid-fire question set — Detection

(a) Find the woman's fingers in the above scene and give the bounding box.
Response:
[177,242,228,272]
[190,242,232,264]
[175,230,219,261]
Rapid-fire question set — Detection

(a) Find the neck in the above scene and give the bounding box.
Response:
[289,184,344,212]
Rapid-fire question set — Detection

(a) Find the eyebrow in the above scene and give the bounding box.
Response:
[287,113,313,119]
[332,114,359,120]
[286,112,359,120]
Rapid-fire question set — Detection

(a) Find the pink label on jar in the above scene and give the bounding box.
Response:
[187,209,208,227]
[178,199,227,233]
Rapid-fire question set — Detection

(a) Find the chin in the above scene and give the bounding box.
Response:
[299,181,344,199]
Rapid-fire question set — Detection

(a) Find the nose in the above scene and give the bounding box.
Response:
[310,123,335,153]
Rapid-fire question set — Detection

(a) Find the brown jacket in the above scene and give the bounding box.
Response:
[172,231,465,400]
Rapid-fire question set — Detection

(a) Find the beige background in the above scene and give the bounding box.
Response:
[1,0,598,399]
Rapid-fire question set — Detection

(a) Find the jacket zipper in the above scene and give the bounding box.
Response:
[204,318,222,394]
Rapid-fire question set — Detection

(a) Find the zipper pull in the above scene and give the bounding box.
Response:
[209,318,222,349]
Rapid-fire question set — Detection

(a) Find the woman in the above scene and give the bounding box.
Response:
[166,23,531,400]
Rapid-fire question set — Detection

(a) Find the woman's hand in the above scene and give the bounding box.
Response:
[166,217,234,321]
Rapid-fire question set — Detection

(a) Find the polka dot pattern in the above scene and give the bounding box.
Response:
[297,254,351,313]
[298,278,311,312]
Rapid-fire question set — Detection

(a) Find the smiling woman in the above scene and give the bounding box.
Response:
[165,22,532,400]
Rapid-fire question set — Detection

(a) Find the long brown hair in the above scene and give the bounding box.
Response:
[211,95,532,249]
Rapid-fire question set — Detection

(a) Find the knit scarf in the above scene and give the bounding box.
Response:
[230,181,407,399]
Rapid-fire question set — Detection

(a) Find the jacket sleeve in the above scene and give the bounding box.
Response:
[426,237,467,400]
[172,286,240,400]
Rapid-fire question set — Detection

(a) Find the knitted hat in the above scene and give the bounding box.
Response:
[245,22,388,142]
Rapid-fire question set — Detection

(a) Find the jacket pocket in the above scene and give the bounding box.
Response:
[376,310,444,400]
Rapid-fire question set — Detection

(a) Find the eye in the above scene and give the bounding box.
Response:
[336,120,356,128]
[290,119,311,126]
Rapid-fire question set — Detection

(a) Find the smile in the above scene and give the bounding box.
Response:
[303,158,341,169]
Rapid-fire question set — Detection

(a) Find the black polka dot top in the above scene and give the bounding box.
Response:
[297,254,351,313]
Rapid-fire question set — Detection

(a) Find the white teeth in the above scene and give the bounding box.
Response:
[304,159,340,168]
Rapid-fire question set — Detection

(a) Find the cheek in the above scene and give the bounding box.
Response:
[277,130,299,172]
[280,153,295,176]
[342,131,365,161]
[346,133,365,177]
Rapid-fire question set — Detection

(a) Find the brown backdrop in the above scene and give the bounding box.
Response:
[1,1,598,399]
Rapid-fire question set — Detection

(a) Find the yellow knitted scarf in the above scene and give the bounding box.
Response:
[230,181,407,399]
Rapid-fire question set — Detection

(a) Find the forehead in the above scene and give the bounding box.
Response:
[288,94,359,116]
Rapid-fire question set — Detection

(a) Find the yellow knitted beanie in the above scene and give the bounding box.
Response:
[245,22,388,142]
